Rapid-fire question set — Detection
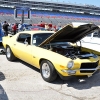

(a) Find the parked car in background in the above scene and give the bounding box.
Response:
[29,26,45,31]
[2,23,100,82]
[0,23,4,45]
[77,29,100,52]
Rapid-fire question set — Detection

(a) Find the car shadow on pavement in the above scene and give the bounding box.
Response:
[0,72,5,81]
[18,59,40,73]
[62,73,100,90]
[0,72,8,100]
[0,85,9,100]
[52,72,100,90]
[11,59,100,90]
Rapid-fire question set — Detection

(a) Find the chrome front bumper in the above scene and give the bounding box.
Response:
[61,66,100,75]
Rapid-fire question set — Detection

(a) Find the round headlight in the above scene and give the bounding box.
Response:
[67,61,74,69]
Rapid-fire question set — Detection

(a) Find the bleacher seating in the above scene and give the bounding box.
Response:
[0,7,100,25]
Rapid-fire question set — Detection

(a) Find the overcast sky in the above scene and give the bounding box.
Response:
[27,0,100,7]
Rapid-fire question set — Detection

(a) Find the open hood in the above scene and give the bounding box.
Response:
[39,23,99,46]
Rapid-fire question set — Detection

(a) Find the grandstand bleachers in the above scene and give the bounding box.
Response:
[0,1,100,26]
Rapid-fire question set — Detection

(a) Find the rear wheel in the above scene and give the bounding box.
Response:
[40,60,57,82]
[6,46,16,61]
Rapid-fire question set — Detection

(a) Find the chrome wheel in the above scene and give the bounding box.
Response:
[6,46,16,61]
[6,47,11,58]
[42,63,50,78]
[40,60,57,82]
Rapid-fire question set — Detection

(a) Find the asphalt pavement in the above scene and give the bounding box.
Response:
[0,52,100,100]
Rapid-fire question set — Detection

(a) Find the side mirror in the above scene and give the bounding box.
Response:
[24,39,28,45]
[24,41,28,45]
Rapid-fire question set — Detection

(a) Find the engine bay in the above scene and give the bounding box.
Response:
[43,43,97,60]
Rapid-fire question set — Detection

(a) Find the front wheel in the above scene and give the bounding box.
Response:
[40,60,57,82]
[6,46,16,61]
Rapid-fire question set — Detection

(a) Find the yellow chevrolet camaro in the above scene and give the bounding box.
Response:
[2,23,100,82]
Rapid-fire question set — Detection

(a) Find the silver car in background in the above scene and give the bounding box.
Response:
[77,30,100,52]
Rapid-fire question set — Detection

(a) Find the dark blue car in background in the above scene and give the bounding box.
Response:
[0,23,4,45]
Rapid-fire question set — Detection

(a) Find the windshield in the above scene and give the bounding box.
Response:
[29,26,45,31]
[32,33,53,46]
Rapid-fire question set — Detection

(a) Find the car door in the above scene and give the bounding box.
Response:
[80,33,93,48]
[81,32,100,52]
[77,33,93,47]
[13,33,33,64]
[88,32,100,51]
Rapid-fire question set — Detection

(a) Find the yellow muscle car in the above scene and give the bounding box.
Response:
[2,23,100,82]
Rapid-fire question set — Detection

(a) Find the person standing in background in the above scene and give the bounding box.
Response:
[45,23,49,31]
[3,21,9,36]
[12,23,17,35]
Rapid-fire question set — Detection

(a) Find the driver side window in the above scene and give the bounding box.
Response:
[17,33,31,45]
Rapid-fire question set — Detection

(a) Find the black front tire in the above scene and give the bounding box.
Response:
[6,46,16,61]
[40,60,57,82]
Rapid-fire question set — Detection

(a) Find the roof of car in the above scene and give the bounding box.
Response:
[18,30,54,34]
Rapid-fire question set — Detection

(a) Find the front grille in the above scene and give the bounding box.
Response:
[80,61,99,73]
[80,70,95,73]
